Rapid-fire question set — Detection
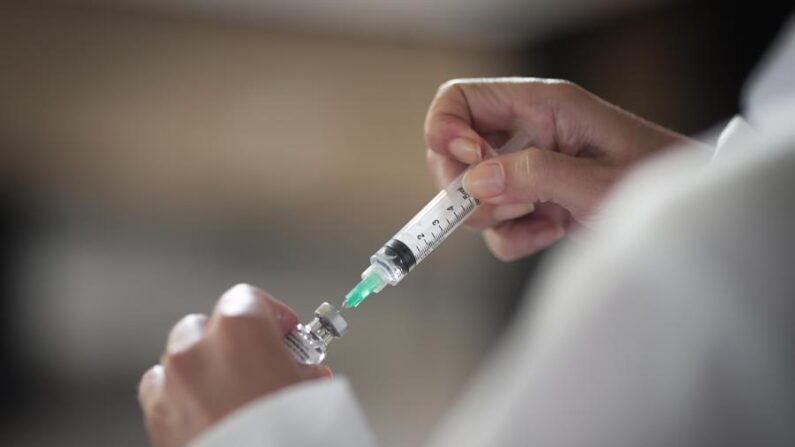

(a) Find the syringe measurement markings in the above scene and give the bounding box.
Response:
[348,132,533,309]
[409,196,477,261]
[411,197,478,261]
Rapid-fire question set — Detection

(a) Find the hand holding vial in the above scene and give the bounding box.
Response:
[138,284,332,447]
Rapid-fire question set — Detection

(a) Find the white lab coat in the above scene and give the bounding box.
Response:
[190,18,795,447]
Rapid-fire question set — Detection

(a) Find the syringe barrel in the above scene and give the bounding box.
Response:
[364,123,536,292]
[371,170,478,286]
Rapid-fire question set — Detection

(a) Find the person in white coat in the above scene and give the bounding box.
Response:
[138,16,795,447]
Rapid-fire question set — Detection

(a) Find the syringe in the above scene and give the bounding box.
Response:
[343,124,536,308]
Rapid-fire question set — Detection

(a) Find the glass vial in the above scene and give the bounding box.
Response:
[284,302,348,365]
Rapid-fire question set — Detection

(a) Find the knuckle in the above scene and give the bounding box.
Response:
[166,313,207,353]
[225,282,257,298]
[232,283,270,303]
[173,313,207,331]
[227,283,270,302]
[185,312,207,326]
[216,283,272,318]
[138,366,162,402]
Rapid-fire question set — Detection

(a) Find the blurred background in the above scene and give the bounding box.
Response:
[0,1,791,445]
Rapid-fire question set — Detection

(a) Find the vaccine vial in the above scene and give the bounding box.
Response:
[284,302,348,365]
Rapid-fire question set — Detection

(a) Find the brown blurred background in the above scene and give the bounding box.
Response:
[0,1,791,446]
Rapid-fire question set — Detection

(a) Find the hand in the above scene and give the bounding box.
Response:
[425,78,702,261]
[138,284,331,447]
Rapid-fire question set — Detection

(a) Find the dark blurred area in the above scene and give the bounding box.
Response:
[0,1,790,446]
[521,0,793,134]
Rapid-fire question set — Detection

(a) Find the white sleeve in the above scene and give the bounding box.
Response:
[428,124,795,447]
[188,378,377,447]
[712,115,759,160]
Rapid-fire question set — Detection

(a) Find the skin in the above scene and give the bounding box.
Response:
[425,77,703,261]
[139,78,705,446]
[138,284,331,447]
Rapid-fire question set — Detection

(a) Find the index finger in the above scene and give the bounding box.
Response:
[423,79,515,164]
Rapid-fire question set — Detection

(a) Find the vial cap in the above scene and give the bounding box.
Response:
[315,302,348,337]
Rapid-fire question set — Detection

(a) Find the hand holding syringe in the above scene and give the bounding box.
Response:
[343,124,537,308]
[284,74,691,362]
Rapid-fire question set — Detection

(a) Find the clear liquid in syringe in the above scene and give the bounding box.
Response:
[343,124,536,308]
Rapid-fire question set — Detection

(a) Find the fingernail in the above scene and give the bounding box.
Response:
[465,162,504,197]
[493,203,534,221]
[217,284,269,318]
[449,138,481,164]
[534,226,565,248]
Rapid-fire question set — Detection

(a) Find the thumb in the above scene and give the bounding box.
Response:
[463,148,609,220]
